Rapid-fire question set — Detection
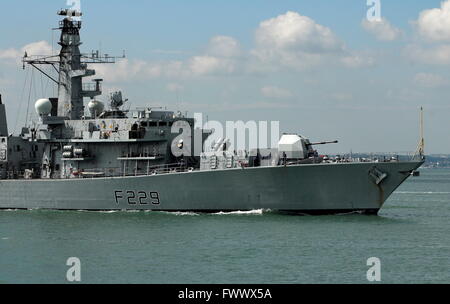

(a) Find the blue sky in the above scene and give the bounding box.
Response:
[0,0,449,154]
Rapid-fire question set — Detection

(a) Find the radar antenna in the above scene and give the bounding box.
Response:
[110,91,128,110]
[20,8,126,120]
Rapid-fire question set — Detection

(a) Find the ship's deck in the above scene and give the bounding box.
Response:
[1,154,424,180]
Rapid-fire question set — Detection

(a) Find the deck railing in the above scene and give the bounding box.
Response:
[1,153,424,180]
[74,163,193,179]
[328,152,424,163]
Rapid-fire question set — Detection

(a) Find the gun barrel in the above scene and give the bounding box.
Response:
[308,140,339,146]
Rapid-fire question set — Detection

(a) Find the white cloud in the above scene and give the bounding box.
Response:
[184,36,242,76]
[94,11,372,82]
[162,61,186,78]
[251,11,343,70]
[361,18,402,41]
[251,11,371,70]
[340,53,375,68]
[93,59,152,82]
[0,41,53,63]
[414,73,449,88]
[22,41,53,56]
[188,55,237,76]
[206,36,241,58]
[0,48,21,60]
[405,44,450,65]
[1,13,371,84]
[255,11,344,53]
[92,34,243,82]
[261,86,293,99]
[407,1,450,65]
[94,55,238,83]
[0,38,235,82]
[94,58,203,82]
[416,0,450,42]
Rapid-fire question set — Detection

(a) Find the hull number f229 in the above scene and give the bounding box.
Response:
[114,191,161,205]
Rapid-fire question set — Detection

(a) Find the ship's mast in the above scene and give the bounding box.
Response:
[419,107,425,156]
[22,9,124,120]
[57,9,91,119]
[414,107,425,159]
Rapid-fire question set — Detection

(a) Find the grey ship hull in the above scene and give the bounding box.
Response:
[0,161,422,214]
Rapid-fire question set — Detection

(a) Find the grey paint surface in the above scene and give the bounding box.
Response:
[0,161,422,213]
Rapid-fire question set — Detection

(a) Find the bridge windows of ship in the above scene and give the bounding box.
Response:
[138,121,174,129]
[129,123,146,140]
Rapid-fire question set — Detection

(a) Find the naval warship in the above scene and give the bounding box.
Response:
[0,8,424,214]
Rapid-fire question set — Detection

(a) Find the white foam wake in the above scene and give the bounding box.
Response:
[155,211,200,216]
[212,209,266,216]
[396,191,450,194]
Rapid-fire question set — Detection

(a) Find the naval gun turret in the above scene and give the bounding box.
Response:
[278,134,338,160]
[276,134,338,165]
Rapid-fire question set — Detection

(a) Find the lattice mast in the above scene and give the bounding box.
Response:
[22,9,124,120]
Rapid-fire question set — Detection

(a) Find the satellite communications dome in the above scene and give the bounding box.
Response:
[35,98,52,116]
[88,100,105,116]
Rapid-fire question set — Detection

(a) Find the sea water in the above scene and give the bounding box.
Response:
[0,169,449,284]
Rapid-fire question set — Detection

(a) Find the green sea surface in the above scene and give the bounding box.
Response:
[0,169,449,284]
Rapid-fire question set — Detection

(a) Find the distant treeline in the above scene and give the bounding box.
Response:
[423,155,450,168]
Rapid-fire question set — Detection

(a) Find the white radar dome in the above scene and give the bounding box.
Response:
[35,98,52,116]
[88,100,105,115]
